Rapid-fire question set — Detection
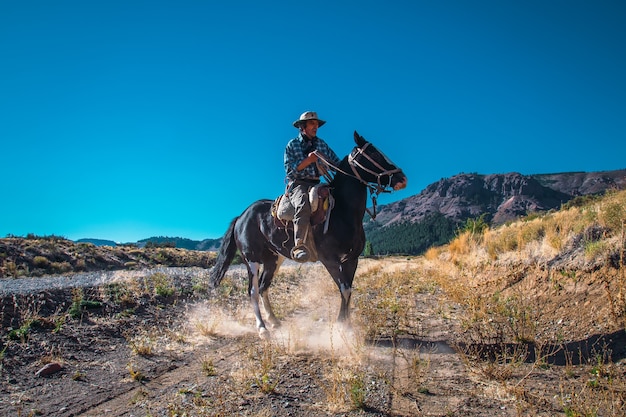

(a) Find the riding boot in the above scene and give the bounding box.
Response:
[291,224,310,263]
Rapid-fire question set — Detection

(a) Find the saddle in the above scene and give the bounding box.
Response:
[271,184,334,232]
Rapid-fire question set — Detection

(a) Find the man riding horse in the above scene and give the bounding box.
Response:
[284,111,341,262]
[210,121,407,336]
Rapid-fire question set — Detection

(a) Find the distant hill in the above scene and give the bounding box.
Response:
[73,237,222,251]
[136,236,221,251]
[75,238,118,247]
[365,168,626,255]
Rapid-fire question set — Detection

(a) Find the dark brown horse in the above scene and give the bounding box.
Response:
[210,131,407,337]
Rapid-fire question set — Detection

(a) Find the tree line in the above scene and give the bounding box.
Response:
[363,212,458,256]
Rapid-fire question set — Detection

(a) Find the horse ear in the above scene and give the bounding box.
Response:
[353,131,366,147]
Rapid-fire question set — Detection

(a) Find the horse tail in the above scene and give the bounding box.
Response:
[209,217,239,288]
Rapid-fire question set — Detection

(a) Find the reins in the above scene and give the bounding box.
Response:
[313,144,402,220]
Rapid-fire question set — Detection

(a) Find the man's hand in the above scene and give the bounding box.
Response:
[297,152,319,171]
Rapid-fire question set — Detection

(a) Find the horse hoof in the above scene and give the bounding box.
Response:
[258,327,270,339]
[268,318,282,329]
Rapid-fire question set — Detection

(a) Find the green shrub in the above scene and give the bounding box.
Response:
[150,273,175,297]
[599,201,625,233]
[7,319,41,342]
[52,262,72,274]
[459,213,489,237]
[69,288,102,319]
[33,256,50,268]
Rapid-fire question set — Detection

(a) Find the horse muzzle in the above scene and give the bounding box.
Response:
[392,173,408,191]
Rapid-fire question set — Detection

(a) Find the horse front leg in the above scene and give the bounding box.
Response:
[325,258,358,324]
[338,283,352,322]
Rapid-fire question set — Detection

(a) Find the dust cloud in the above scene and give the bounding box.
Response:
[185,262,365,356]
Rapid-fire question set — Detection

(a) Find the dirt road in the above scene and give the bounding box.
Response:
[0,259,600,416]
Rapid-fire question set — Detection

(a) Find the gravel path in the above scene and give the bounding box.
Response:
[0,267,220,295]
[0,260,304,295]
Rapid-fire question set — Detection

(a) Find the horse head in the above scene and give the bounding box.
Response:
[349,131,408,191]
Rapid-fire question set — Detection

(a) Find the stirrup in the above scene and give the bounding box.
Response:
[291,244,310,263]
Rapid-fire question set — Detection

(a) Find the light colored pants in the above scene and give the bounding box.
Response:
[287,182,312,246]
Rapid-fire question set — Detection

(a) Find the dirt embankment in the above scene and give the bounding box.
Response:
[0,237,215,278]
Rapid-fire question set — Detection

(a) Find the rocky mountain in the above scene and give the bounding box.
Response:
[532,170,626,195]
[371,169,626,228]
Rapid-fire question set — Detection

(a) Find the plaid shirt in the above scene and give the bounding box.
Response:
[284,133,341,181]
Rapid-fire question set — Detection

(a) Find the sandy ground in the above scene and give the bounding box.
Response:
[1,259,625,416]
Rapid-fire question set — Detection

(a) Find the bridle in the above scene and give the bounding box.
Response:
[347,143,403,191]
[313,142,403,219]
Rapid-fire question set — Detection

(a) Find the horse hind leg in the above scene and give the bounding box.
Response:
[260,256,284,329]
[261,292,280,329]
[248,262,269,337]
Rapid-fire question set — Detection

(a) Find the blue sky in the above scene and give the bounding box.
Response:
[1,1,624,243]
